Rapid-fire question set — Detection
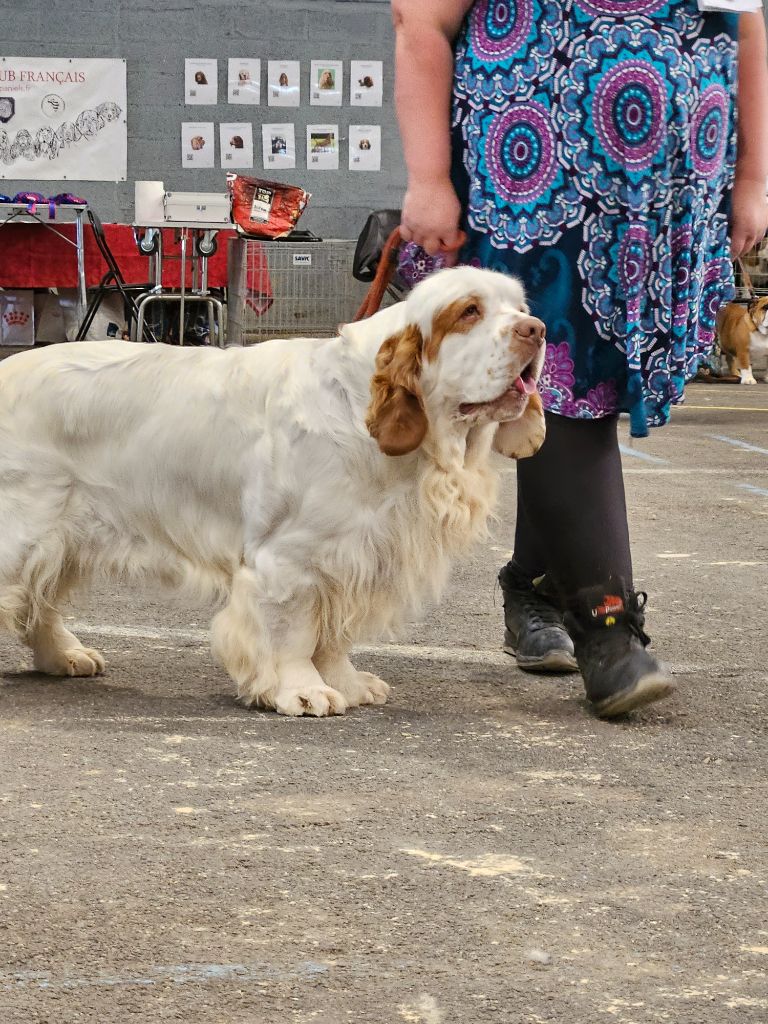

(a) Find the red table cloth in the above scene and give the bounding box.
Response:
[0,223,235,290]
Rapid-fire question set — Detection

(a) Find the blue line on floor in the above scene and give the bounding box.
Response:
[708,434,768,456]
[738,484,768,498]
[618,444,669,465]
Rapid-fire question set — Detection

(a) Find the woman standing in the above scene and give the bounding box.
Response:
[392,0,768,716]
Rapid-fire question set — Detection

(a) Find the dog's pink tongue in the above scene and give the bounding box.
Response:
[514,375,537,396]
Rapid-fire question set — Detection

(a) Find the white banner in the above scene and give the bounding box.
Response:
[0,57,127,182]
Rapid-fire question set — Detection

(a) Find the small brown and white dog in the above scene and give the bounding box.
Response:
[716,297,768,384]
[0,267,545,716]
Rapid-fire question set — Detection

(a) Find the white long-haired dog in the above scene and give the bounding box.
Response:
[0,267,545,716]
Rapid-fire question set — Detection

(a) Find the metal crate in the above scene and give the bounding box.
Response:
[734,237,768,298]
[227,237,370,344]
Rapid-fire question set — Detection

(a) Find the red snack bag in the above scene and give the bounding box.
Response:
[227,173,311,239]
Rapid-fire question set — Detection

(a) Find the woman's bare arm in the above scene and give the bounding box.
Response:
[732,12,768,256]
[391,0,474,257]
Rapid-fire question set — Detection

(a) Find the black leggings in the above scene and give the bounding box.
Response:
[512,412,632,597]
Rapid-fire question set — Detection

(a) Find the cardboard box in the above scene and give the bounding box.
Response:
[163,191,231,225]
[1,291,35,347]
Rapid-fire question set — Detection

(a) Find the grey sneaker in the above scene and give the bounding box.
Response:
[499,562,578,674]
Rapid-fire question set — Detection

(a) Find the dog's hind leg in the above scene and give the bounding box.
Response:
[22,543,105,677]
[29,613,105,677]
[0,512,104,677]
[211,565,347,716]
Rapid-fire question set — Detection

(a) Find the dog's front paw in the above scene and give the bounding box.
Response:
[274,684,348,717]
[740,370,758,385]
[493,392,546,460]
[339,670,390,708]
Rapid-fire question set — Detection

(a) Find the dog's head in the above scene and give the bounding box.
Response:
[751,296,768,332]
[366,266,545,457]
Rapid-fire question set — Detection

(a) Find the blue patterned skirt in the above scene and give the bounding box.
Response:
[447,0,738,437]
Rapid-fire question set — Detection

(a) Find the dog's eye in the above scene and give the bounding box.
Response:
[461,304,481,320]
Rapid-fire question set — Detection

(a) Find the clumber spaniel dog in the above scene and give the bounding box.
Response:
[0,267,545,716]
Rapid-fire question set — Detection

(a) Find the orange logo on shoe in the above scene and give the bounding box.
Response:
[591,595,624,618]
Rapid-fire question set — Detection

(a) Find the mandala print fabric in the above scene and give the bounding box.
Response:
[446,0,738,436]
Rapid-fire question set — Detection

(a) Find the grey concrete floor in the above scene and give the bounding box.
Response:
[2,381,768,1023]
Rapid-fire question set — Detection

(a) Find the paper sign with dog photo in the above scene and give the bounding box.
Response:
[306,124,339,170]
[228,59,261,105]
[349,125,381,172]
[350,61,383,107]
[262,123,296,170]
[181,122,215,168]
[220,122,254,169]
[267,61,300,107]
[310,60,343,107]
[185,59,218,105]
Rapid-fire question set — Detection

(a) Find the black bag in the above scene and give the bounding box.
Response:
[353,209,402,283]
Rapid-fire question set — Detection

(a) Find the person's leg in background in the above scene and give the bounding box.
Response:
[499,475,579,674]
[499,411,674,717]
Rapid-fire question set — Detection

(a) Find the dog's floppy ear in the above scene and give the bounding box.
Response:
[366,324,427,456]
[493,391,546,460]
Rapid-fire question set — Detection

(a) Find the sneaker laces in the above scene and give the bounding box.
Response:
[502,579,564,631]
[626,590,651,646]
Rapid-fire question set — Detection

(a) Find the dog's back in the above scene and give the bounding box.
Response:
[0,340,304,635]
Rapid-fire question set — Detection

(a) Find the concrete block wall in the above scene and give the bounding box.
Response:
[3,0,405,239]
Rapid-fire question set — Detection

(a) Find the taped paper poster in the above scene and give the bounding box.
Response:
[267,60,300,107]
[349,124,381,172]
[310,60,343,107]
[306,124,339,170]
[350,61,383,107]
[220,122,254,169]
[181,122,215,169]
[0,56,126,181]
[185,59,218,105]
[261,123,296,170]
[228,58,261,105]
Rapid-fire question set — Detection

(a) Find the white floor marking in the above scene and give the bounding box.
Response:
[72,622,511,664]
[622,467,761,475]
[738,484,768,498]
[708,434,768,456]
[66,621,705,676]
[618,444,669,465]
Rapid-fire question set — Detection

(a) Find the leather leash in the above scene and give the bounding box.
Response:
[352,227,468,321]
[737,256,757,302]
[353,226,403,321]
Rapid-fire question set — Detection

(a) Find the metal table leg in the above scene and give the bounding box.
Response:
[75,209,87,317]
[179,229,187,345]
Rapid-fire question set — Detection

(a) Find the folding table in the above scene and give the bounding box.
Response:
[0,201,88,314]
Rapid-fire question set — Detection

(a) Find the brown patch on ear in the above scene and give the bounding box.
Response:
[366,325,428,456]
[423,295,483,362]
[493,391,546,460]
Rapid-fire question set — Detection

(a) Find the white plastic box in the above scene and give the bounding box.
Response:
[1,291,35,347]
[163,191,231,225]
